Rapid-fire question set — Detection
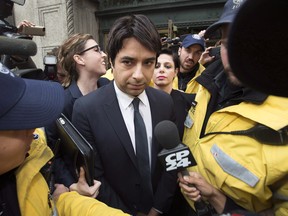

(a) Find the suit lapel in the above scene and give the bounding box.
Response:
[104,83,138,169]
[146,88,162,128]
[146,88,161,171]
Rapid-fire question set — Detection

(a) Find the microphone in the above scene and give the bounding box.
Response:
[0,36,37,56]
[154,120,212,216]
[155,120,197,171]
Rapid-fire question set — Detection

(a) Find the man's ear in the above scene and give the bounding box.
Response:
[73,54,85,65]
[109,59,114,69]
[178,47,181,56]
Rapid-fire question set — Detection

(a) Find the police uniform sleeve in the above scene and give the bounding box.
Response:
[56,191,130,216]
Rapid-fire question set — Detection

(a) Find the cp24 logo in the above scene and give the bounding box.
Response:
[165,150,192,171]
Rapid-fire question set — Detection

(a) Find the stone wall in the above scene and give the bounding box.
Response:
[12,0,224,70]
[13,0,99,70]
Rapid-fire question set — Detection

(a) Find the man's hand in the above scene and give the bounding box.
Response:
[147,208,160,216]
[69,167,101,198]
[198,30,206,38]
[199,47,215,66]
[178,171,226,214]
[17,20,35,32]
[178,171,213,201]
[135,208,160,216]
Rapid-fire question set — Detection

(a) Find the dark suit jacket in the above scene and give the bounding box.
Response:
[72,81,177,215]
[164,90,196,216]
[46,77,110,187]
[170,89,195,140]
[63,78,110,120]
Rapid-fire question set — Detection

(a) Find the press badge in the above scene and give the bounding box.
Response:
[184,101,197,129]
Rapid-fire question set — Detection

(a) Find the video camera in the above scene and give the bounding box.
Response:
[0,0,48,80]
[161,36,181,47]
[161,36,181,54]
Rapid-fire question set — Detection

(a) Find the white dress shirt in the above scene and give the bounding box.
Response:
[114,82,152,166]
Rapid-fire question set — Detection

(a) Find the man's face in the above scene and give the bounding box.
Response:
[0,129,34,175]
[178,44,203,73]
[112,37,157,97]
[220,25,242,86]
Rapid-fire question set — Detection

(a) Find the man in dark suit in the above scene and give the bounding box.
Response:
[72,14,177,216]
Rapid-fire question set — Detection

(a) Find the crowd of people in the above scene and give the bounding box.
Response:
[1,0,288,215]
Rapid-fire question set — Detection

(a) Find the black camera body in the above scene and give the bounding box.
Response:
[19,25,45,36]
[209,46,221,59]
[43,55,57,81]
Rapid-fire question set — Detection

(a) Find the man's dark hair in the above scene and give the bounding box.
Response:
[106,14,161,66]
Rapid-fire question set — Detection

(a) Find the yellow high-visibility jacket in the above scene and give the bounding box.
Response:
[172,64,205,94]
[16,128,129,216]
[182,85,288,215]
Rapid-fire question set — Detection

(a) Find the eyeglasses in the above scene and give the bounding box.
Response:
[78,44,102,55]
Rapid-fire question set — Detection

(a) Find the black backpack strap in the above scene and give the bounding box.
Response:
[204,124,288,145]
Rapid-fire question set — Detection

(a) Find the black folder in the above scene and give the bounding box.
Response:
[55,113,94,186]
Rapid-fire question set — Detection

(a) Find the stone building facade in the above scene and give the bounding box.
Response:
[13,0,225,69]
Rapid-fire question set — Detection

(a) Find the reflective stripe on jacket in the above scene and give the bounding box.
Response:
[183,85,288,214]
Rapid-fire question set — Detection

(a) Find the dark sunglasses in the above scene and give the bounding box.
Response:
[78,44,102,55]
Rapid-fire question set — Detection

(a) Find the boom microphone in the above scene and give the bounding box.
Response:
[0,36,37,56]
[154,120,212,216]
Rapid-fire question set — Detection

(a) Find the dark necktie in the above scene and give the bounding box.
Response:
[132,97,153,209]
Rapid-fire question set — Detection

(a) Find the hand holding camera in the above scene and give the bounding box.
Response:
[19,25,45,36]
[18,20,45,36]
